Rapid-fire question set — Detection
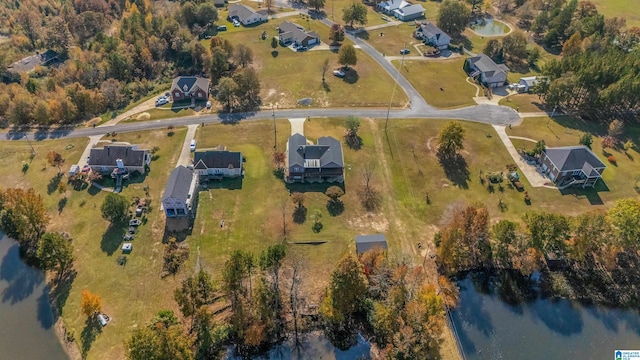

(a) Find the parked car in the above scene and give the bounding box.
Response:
[81,164,91,174]
[217,25,227,31]
[190,139,197,152]
[400,48,410,55]
[123,234,135,241]
[156,97,169,106]
[135,206,144,217]
[129,219,141,226]
[128,226,137,234]
[333,69,346,78]
[233,19,240,27]
[206,101,212,109]
[297,46,308,52]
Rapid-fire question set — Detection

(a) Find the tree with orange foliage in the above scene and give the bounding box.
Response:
[81,290,102,318]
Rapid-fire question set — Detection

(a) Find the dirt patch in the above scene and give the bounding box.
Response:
[136,112,150,121]
[85,117,102,127]
[347,213,390,233]
[425,136,437,152]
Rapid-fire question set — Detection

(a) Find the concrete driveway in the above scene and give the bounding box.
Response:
[176,124,199,167]
[77,135,104,167]
[102,97,162,127]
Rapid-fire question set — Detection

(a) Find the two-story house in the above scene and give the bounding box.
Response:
[286,134,344,183]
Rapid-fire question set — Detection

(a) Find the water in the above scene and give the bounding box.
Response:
[470,19,509,36]
[451,273,640,360]
[0,234,68,360]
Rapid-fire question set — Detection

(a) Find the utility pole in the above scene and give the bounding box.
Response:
[272,104,277,150]
[24,133,36,156]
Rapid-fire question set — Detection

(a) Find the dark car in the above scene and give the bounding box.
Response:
[297,46,308,52]
[129,219,141,226]
[400,48,410,55]
[123,234,134,241]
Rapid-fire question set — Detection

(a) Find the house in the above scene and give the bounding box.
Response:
[162,165,199,218]
[465,53,509,88]
[213,0,225,7]
[393,4,425,21]
[6,50,59,74]
[355,234,388,255]
[518,76,541,93]
[539,145,606,188]
[170,77,210,103]
[193,148,243,180]
[277,21,320,47]
[415,23,450,49]
[287,134,344,183]
[88,145,150,175]
[378,0,410,14]
[227,3,268,26]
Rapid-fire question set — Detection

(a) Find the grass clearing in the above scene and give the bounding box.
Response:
[124,107,196,122]
[324,0,387,27]
[392,58,477,109]
[363,21,421,55]
[499,94,546,113]
[591,0,640,28]
[216,17,408,108]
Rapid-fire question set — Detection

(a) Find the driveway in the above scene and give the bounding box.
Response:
[102,97,161,127]
[289,118,305,136]
[77,135,104,167]
[176,124,199,167]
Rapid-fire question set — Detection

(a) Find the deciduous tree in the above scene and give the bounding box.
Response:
[342,3,368,28]
[0,188,49,258]
[437,0,470,38]
[101,193,129,223]
[437,122,465,158]
[81,289,102,318]
[216,77,239,111]
[309,0,326,12]
[233,44,253,68]
[607,198,640,248]
[37,232,74,281]
[329,24,345,44]
[338,44,357,70]
[174,269,217,332]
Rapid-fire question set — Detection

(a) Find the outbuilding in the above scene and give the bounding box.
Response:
[355,234,388,255]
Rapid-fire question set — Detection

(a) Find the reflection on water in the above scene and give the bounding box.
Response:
[227,332,371,360]
[0,235,68,360]
[451,272,640,360]
[470,20,509,36]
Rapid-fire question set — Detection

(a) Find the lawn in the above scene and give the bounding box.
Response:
[324,0,387,27]
[499,93,547,113]
[392,57,477,109]
[506,117,640,206]
[363,21,422,55]
[216,17,408,108]
[43,129,187,360]
[591,0,640,28]
[123,107,197,122]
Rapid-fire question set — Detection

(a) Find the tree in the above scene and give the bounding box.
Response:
[45,17,73,56]
[37,232,74,281]
[81,290,102,318]
[483,39,503,62]
[291,192,305,208]
[532,140,545,156]
[210,48,230,83]
[562,32,583,56]
[608,119,624,138]
[326,186,345,201]
[527,47,541,67]
[309,0,326,12]
[0,188,49,258]
[329,24,345,44]
[174,269,217,332]
[259,244,287,335]
[126,311,194,360]
[15,8,41,49]
[501,31,528,61]
[607,198,640,248]
[233,67,261,109]
[437,122,465,158]
[579,132,593,147]
[491,220,518,266]
[437,0,471,38]
[101,78,128,110]
[233,44,253,68]
[522,212,570,255]
[312,209,323,232]
[466,0,484,15]
[360,163,379,211]
[216,77,239,111]
[101,193,129,223]
[342,3,368,28]
[338,44,357,70]
[271,37,278,52]
[344,115,362,149]
[195,3,218,27]
[46,151,65,172]
[321,254,368,328]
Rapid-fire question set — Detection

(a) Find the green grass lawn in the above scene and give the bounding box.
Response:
[499,93,547,113]
[324,0,387,27]
[215,17,408,108]
[392,57,477,109]
[591,0,640,28]
[363,21,421,55]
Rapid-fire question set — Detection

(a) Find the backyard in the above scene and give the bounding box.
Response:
[362,21,421,56]
[499,93,547,113]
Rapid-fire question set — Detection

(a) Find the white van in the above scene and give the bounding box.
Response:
[190,140,196,152]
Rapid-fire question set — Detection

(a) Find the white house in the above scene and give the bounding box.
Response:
[393,4,425,21]
[227,3,267,26]
[88,145,151,175]
[518,76,541,92]
[378,0,410,14]
[193,149,243,179]
[415,22,450,49]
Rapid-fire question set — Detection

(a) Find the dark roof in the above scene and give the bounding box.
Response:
[288,134,344,169]
[88,145,148,167]
[7,50,59,73]
[543,146,606,173]
[279,21,320,43]
[419,23,450,41]
[193,150,242,169]
[171,77,210,94]
[162,166,194,202]
[467,53,509,76]
[355,234,388,254]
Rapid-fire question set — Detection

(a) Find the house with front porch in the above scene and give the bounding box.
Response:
[170,76,210,103]
[465,54,509,88]
[287,134,344,183]
[277,21,320,48]
[393,4,425,21]
[415,22,450,49]
[88,144,150,175]
[539,145,606,189]
[193,148,243,180]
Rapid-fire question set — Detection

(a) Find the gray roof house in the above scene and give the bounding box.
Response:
[539,145,606,189]
[518,76,541,92]
[465,54,509,88]
[378,0,410,14]
[227,3,268,26]
[88,145,150,175]
[162,165,199,219]
[355,234,388,255]
[193,149,243,179]
[393,4,425,21]
[415,23,451,49]
[170,76,210,102]
[287,134,344,183]
[277,21,320,47]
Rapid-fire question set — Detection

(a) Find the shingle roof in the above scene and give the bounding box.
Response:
[171,77,210,94]
[288,134,344,169]
[355,234,388,254]
[419,23,450,41]
[317,136,344,168]
[279,21,320,44]
[163,166,194,202]
[88,145,148,167]
[193,150,242,169]
[468,53,509,76]
[395,3,424,16]
[288,133,307,168]
[543,146,606,173]
[7,50,59,73]
[228,3,258,22]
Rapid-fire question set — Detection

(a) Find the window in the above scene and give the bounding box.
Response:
[198,92,203,98]
[177,208,186,215]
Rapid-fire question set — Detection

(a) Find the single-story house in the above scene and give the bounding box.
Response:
[88,145,150,175]
[465,53,509,88]
[415,22,450,49]
[287,134,344,183]
[378,0,410,14]
[355,234,388,255]
[277,21,320,47]
[393,4,425,21]
[539,145,606,188]
[170,77,210,103]
[518,76,541,92]
[162,165,199,218]
[227,3,268,26]
[193,148,243,180]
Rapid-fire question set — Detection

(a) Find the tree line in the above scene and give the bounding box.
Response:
[436,198,640,307]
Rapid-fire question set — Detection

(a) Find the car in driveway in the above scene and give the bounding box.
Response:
[233,19,240,27]
[400,48,410,55]
[333,69,346,78]
[129,219,141,226]
[156,97,169,106]
[206,101,212,109]
[297,46,308,52]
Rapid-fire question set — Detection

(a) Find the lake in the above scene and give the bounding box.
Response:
[0,234,68,360]
[451,272,640,360]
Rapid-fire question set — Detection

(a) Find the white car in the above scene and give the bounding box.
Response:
[156,97,169,106]
[233,19,240,27]
[333,69,346,78]
[190,140,196,152]
[206,101,212,109]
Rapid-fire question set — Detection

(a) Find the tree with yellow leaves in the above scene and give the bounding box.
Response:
[81,290,102,318]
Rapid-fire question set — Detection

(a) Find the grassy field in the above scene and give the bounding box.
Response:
[122,107,197,122]
[392,58,477,109]
[215,16,408,108]
[591,0,640,28]
[363,21,421,55]
[507,117,640,206]
[323,0,387,27]
[499,93,546,112]
[0,130,188,359]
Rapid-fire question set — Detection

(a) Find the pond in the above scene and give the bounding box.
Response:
[451,272,640,360]
[0,234,68,359]
[470,19,510,36]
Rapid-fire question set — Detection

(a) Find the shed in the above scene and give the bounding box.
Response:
[69,164,80,176]
[355,234,388,255]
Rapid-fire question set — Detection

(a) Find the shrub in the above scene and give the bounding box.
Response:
[579,132,593,147]
[607,155,617,165]
[602,135,617,149]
